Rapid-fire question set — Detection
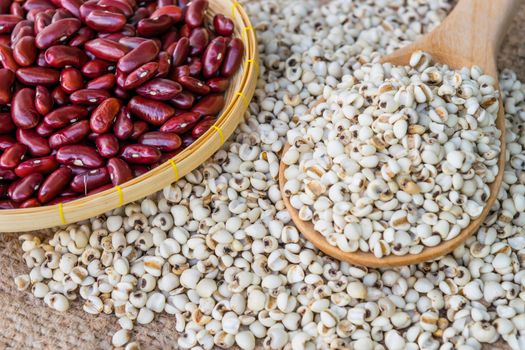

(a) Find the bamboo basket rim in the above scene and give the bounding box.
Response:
[0,0,259,233]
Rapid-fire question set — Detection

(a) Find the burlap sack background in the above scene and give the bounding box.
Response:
[2,2,525,349]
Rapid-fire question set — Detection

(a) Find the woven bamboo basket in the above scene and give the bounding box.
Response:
[0,0,259,232]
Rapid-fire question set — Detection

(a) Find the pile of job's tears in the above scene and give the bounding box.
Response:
[13,0,525,349]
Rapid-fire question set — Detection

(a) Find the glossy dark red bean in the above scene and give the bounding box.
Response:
[170,90,194,109]
[15,156,58,177]
[90,97,121,133]
[0,168,16,181]
[131,164,149,177]
[178,75,210,95]
[156,51,170,78]
[192,93,224,115]
[81,59,115,78]
[98,0,133,17]
[51,85,69,105]
[123,61,158,90]
[44,45,88,67]
[52,8,74,22]
[120,143,161,164]
[19,198,41,207]
[113,86,130,99]
[35,121,54,137]
[0,134,15,150]
[137,15,173,37]
[0,112,14,134]
[86,10,126,33]
[86,73,115,90]
[184,0,207,28]
[171,36,188,66]
[188,27,209,56]
[69,27,95,47]
[13,36,37,66]
[36,50,49,67]
[44,105,88,128]
[0,44,19,71]
[8,173,43,202]
[60,0,83,18]
[48,120,90,148]
[9,4,23,20]
[128,95,175,125]
[17,128,51,156]
[16,67,60,85]
[139,131,181,151]
[0,14,22,34]
[34,12,52,36]
[56,144,104,168]
[70,88,111,105]
[213,14,234,37]
[113,106,133,140]
[11,26,34,45]
[202,36,227,78]
[70,167,110,193]
[192,116,215,138]
[172,64,190,79]
[60,67,84,93]
[117,39,159,73]
[11,88,40,129]
[11,19,33,41]
[95,133,119,157]
[0,199,17,208]
[188,56,202,76]
[151,5,183,22]
[221,38,244,77]
[181,132,196,147]
[23,0,54,12]
[85,38,129,62]
[35,18,81,49]
[38,167,72,202]
[160,111,200,134]
[47,194,80,204]
[0,143,27,168]
[118,36,149,50]
[136,78,182,100]
[179,23,190,38]
[129,120,148,140]
[207,76,229,93]
[161,29,178,50]
[107,157,132,185]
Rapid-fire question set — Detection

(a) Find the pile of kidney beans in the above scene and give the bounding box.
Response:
[0,0,244,208]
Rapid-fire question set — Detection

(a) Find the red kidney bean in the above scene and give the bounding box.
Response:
[19,198,40,207]
[156,51,170,78]
[179,23,190,38]
[84,183,111,195]
[44,45,88,67]
[34,12,52,36]
[180,132,196,148]
[161,29,178,50]
[16,67,60,85]
[47,194,80,204]
[129,120,148,140]
[23,0,55,12]
[213,14,234,37]
[207,76,229,93]
[123,61,158,90]
[188,57,202,76]
[51,85,69,105]
[15,156,58,177]
[70,167,110,193]
[95,133,119,157]
[188,27,209,56]
[178,75,210,95]
[172,64,190,79]
[11,26,34,45]
[113,106,133,140]
[38,167,71,202]
[128,95,175,125]
[128,7,149,25]
[192,115,215,138]
[16,128,51,156]
[120,143,161,164]
[131,164,149,177]
[0,134,15,150]
[11,20,33,40]
[107,157,131,185]
[36,50,49,67]
[137,15,173,37]
[98,0,133,17]
[171,36,188,66]
[0,168,17,181]
[35,18,81,49]
[0,44,19,70]
[60,67,84,93]
[69,27,95,47]
[0,143,27,168]
[136,78,182,100]
[8,173,43,202]
[0,112,14,133]
[60,0,83,18]
[113,85,130,99]
[221,38,243,77]
[12,88,40,129]
[13,36,37,66]
[151,5,182,22]
[86,73,115,90]
[0,14,22,34]
[48,120,90,148]
[52,8,74,22]
[139,131,181,151]
[9,4,23,20]
[118,36,149,50]
[0,199,17,208]
[70,88,111,105]
[56,144,104,168]
[44,105,88,128]
[85,10,126,33]
[81,59,115,78]
[192,93,224,115]
[90,97,120,133]
[117,39,159,73]
[170,90,194,109]
[84,38,129,62]
[202,36,227,78]
[160,111,200,134]
[35,121,54,137]
[185,0,207,28]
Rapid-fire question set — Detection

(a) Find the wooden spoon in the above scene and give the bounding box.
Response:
[279,0,519,267]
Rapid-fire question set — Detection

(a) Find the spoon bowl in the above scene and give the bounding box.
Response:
[279,0,519,267]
